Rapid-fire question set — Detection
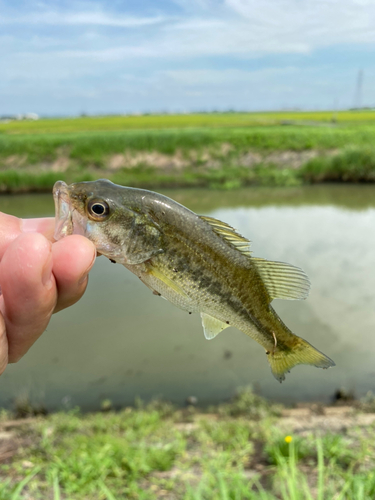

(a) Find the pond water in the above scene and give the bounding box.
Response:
[1,185,375,410]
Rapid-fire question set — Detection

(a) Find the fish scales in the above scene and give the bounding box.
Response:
[142,209,287,350]
[53,179,335,382]
[149,228,271,340]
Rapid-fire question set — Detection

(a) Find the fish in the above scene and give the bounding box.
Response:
[53,179,335,382]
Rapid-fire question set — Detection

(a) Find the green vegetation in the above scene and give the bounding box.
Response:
[1,112,375,192]
[302,148,375,183]
[1,388,375,499]
[2,110,375,135]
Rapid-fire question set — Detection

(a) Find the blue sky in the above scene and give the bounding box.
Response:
[0,0,374,116]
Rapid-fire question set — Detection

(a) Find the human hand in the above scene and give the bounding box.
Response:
[0,213,96,375]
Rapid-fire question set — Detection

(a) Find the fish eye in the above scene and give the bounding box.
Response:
[87,199,110,221]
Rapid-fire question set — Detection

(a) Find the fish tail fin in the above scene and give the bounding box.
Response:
[268,337,335,383]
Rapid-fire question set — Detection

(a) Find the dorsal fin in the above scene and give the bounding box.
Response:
[200,216,251,256]
[252,257,310,301]
[200,215,309,301]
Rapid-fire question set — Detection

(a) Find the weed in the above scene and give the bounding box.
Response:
[301,147,375,183]
[216,386,282,420]
[357,391,375,413]
[2,403,375,499]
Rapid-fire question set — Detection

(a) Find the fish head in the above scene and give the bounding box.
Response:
[53,179,163,263]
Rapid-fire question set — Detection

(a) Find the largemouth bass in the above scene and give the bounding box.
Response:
[53,179,335,382]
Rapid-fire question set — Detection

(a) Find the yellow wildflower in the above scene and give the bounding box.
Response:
[285,435,293,443]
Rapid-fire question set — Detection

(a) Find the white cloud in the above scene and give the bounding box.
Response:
[0,11,166,28]
[163,67,299,86]
[1,0,375,62]
[225,0,375,47]
[155,0,375,59]
[1,0,375,113]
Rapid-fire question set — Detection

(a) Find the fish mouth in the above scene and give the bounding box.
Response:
[53,180,74,240]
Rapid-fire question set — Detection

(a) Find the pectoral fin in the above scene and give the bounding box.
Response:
[201,313,230,340]
[148,267,190,299]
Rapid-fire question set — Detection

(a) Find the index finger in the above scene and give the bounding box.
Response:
[0,213,55,260]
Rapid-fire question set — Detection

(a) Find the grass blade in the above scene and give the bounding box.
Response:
[52,471,61,500]
[11,467,40,500]
[100,482,117,500]
[317,438,324,500]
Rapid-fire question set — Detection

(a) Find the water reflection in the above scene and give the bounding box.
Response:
[1,185,375,410]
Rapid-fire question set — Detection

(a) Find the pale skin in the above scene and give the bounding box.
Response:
[0,213,96,376]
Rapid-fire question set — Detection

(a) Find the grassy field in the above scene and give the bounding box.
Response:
[1,388,375,499]
[1,112,375,192]
[2,110,375,135]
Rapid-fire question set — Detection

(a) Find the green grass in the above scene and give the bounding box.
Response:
[1,113,375,192]
[2,389,375,499]
[301,147,375,183]
[0,170,83,193]
[1,125,375,161]
[2,110,375,135]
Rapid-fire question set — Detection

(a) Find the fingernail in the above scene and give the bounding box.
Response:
[21,218,55,242]
[78,250,96,286]
[42,252,53,288]
[78,274,89,286]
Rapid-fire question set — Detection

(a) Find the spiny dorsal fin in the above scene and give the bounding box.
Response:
[201,312,230,340]
[252,257,310,301]
[200,216,251,256]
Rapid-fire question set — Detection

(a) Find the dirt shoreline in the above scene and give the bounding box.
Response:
[0,148,337,173]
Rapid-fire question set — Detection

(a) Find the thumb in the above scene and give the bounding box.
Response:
[0,314,8,375]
